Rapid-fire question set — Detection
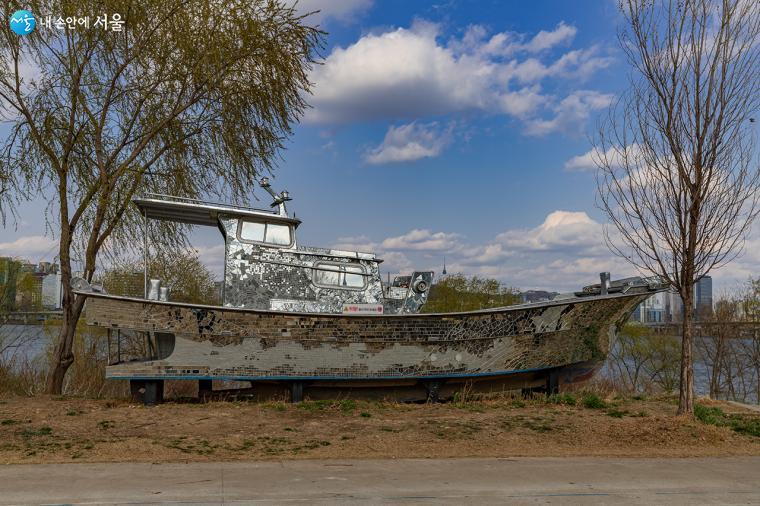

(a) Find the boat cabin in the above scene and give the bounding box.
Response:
[134,182,433,314]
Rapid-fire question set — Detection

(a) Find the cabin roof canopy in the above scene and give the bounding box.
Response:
[133,194,301,227]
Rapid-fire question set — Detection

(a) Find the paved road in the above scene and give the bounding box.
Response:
[1,457,759,505]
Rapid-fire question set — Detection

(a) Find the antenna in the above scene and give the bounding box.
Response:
[260,177,292,216]
[442,256,447,276]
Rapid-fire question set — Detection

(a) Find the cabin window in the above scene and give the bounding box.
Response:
[239,219,293,246]
[265,223,291,246]
[313,262,367,290]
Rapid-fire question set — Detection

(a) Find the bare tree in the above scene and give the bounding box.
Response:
[595,0,760,415]
[0,0,323,393]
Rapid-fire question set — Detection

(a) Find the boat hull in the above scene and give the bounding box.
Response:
[81,291,647,387]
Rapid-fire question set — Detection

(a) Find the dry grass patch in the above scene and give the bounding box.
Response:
[0,393,759,464]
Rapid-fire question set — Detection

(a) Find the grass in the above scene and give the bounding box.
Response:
[695,403,760,438]
[581,393,608,409]
[549,393,577,406]
[606,409,629,418]
[20,426,52,438]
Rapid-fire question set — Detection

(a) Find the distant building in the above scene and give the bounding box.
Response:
[632,275,714,323]
[42,272,63,310]
[694,275,713,317]
[0,258,63,311]
[631,291,666,323]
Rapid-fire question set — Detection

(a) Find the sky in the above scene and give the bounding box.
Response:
[1,0,758,294]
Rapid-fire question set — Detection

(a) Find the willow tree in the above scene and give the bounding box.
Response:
[0,0,323,393]
[595,0,759,415]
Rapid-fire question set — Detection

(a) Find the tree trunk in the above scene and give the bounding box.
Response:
[678,292,695,416]
[46,277,87,394]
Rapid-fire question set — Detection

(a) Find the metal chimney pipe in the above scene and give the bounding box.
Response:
[600,272,611,295]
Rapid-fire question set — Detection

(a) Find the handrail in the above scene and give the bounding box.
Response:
[140,193,276,215]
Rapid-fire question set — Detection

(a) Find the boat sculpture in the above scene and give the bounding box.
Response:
[74,181,666,403]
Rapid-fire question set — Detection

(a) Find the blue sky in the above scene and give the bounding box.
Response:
[1,0,757,292]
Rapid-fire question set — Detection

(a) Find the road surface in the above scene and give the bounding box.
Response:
[1,457,759,505]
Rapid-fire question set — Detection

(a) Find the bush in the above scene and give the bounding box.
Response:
[549,393,577,406]
[694,403,760,438]
[581,393,608,409]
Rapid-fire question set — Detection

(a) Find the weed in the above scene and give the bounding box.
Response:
[20,426,52,438]
[97,420,115,430]
[523,420,554,432]
[300,439,331,450]
[263,402,286,412]
[510,400,526,408]
[65,410,81,417]
[380,426,400,433]
[695,403,760,438]
[581,393,607,409]
[1,419,18,425]
[606,409,628,418]
[297,400,332,412]
[454,402,485,413]
[339,400,357,413]
[360,411,371,418]
[549,393,577,406]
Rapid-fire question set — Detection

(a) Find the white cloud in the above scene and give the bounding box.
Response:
[496,210,606,253]
[524,90,613,136]
[0,235,58,258]
[360,209,759,293]
[334,210,631,291]
[364,121,453,164]
[306,20,614,131]
[564,147,599,171]
[564,144,643,171]
[381,229,461,251]
[295,0,373,24]
[524,22,578,52]
[193,244,226,278]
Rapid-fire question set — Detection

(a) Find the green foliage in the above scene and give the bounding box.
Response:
[695,404,760,438]
[0,257,20,311]
[581,393,607,409]
[423,274,521,313]
[742,277,760,322]
[607,323,681,393]
[20,426,52,438]
[549,393,577,406]
[694,404,725,425]
[101,251,219,304]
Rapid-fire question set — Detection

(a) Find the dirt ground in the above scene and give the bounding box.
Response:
[1,393,759,464]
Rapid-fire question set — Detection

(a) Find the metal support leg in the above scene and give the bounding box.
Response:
[130,380,146,403]
[422,380,442,403]
[545,369,559,396]
[143,380,164,406]
[199,379,213,401]
[290,381,303,403]
[131,380,164,406]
